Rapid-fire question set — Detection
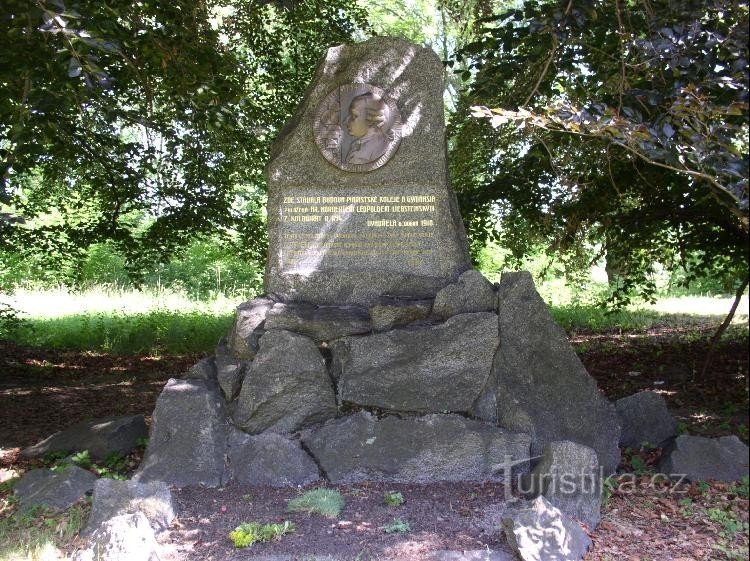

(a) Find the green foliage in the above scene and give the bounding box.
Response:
[0,303,26,338]
[383,491,405,507]
[451,0,749,308]
[69,451,91,469]
[707,507,749,538]
[731,476,750,500]
[287,488,344,519]
[383,517,410,534]
[228,521,295,549]
[1,0,368,279]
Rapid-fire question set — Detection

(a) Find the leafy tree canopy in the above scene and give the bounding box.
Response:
[451,0,749,305]
[0,0,367,281]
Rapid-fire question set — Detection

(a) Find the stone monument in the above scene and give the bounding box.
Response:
[135,37,621,503]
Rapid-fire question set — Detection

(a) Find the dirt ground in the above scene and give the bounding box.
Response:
[1,323,748,560]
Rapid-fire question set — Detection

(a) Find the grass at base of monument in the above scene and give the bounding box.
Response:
[1,285,747,355]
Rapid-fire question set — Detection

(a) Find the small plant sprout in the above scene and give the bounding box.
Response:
[287,488,344,519]
[383,518,410,534]
[228,521,295,548]
[383,491,404,507]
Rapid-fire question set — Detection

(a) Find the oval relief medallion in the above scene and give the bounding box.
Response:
[313,83,402,173]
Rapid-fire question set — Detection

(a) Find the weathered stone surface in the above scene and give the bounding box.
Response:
[303,412,531,484]
[232,330,336,434]
[74,512,160,561]
[134,378,229,488]
[263,302,371,342]
[492,271,621,474]
[227,297,275,360]
[369,297,432,331]
[502,496,591,561]
[525,441,601,529]
[183,357,216,381]
[265,37,471,306]
[333,312,497,413]
[84,479,175,537]
[227,429,320,487]
[658,435,749,481]
[432,269,496,319]
[21,415,148,461]
[616,391,678,448]
[14,467,96,512]
[214,342,246,401]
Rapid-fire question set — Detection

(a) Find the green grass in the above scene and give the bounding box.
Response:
[228,521,295,548]
[0,502,89,561]
[1,285,747,355]
[287,488,344,519]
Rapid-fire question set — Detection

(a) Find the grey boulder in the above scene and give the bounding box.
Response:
[227,430,320,487]
[334,312,498,413]
[74,512,160,561]
[303,412,531,484]
[502,496,591,561]
[263,302,371,343]
[658,435,749,481]
[83,479,175,537]
[183,357,216,381]
[21,415,148,461]
[369,297,432,332]
[525,441,602,529]
[492,271,621,474]
[14,466,96,513]
[232,330,337,434]
[616,391,678,448]
[134,378,229,488]
[227,296,275,360]
[432,269,496,319]
[215,342,247,400]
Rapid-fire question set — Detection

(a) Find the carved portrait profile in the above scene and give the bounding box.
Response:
[313,84,402,173]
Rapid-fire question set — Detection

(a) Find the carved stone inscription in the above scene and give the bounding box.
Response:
[279,190,439,274]
[314,84,402,173]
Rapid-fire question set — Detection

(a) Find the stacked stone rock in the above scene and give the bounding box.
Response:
[135,269,622,491]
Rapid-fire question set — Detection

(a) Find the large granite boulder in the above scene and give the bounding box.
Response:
[74,512,160,561]
[214,342,247,401]
[14,466,96,513]
[525,441,601,529]
[502,496,592,561]
[83,479,175,537]
[227,296,275,360]
[232,330,337,434]
[227,430,320,487]
[333,312,498,413]
[490,272,621,474]
[183,357,216,381]
[616,391,678,448]
[432,269,496,319]
[263,302,371,343]
[658,435,749,481]
[21,415,148,461]
[303,412,531,484]
[134,378,229,488]
[264,37,471,306]
[368,297,432,332]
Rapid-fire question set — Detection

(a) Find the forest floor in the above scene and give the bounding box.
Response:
[0,321,748,560]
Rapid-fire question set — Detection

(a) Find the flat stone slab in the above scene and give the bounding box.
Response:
[134,377,229,488]
[232,330,337,434]
[303,412,531,484]
[14,466,96,513]
[227,430,321,487]
[658,435,749,481]
[491,272,621,474]
[616,390,677,449]
[21,415,148,461]
[333,312,498,413]
[369,296,432,331]
[84,479,175,537]
[263,302,371,343]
